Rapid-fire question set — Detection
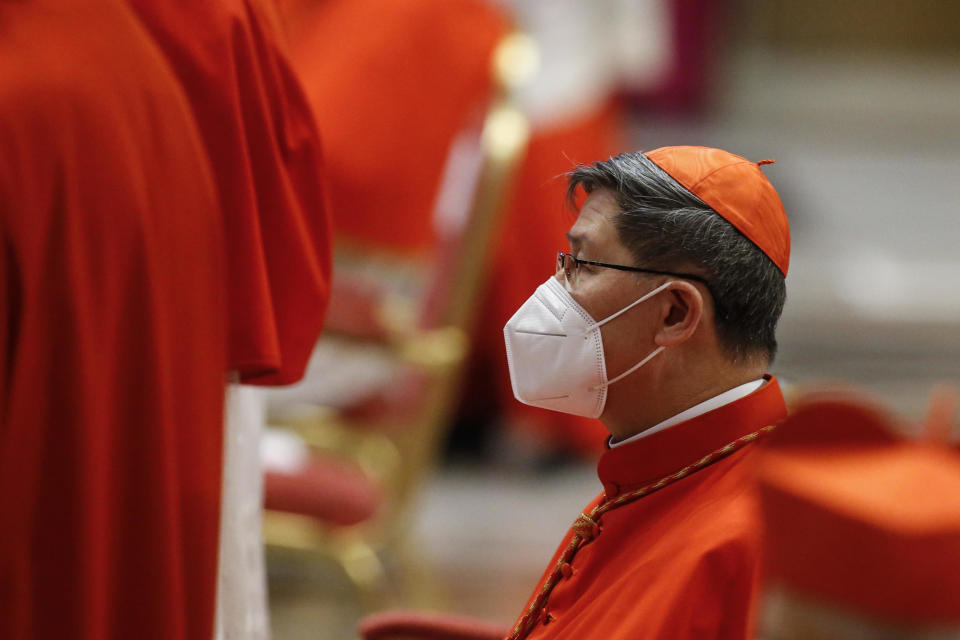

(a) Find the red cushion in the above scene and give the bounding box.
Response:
[264,455,382,526]
[358,611,509,640]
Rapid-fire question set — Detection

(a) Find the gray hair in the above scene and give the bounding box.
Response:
[567,151,786,363]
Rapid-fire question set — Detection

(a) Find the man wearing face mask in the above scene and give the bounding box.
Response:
[502,147,790,640]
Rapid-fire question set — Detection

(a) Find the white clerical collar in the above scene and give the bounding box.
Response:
[608,378,766,448]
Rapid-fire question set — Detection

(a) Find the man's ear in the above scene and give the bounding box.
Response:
[653,281,703,348]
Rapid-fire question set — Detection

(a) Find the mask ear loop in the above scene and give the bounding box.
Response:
[586,280,674,392]
[590,281,675,331]
[592,346,665,390]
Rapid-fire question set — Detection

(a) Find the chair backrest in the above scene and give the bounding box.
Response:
[262,15,538,578]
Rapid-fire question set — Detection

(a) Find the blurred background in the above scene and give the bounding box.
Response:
[261,1,960,637]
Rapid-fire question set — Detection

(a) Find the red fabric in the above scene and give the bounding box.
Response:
[359,610,509,640]
[128,0,333,385]
[510,378,787,640]
[646,146,790,275]
[0,2,226,639]
[760,395,900,448]
[264,455,382,526]
[283,0,508,256]
[759,394,960,624]
[475,102,625,456]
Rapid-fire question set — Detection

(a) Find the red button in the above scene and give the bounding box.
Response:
[560,562,573,578]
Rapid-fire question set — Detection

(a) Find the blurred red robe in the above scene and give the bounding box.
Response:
[281,0,507,258]
[128,0,333,386]
[0,2,227,639]
[510,378,787,640]
[126,1,334,636]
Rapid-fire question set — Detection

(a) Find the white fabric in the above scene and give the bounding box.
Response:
[490,0,618,129]
[611,0,672,91]
[503,276,673,419]
[609,378,766,448]
[215,382,270,640]
[489,0,672,129]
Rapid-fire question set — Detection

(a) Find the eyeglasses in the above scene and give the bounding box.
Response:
[556,251,712,292]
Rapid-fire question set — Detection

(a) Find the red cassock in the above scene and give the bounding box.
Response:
[0,2,226,639]
[128,0,333,385]
[508,378,787,640]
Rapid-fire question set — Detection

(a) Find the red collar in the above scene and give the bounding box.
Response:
[597,375,787,496]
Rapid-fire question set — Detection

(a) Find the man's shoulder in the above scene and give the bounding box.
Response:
[602,448,763,567]
[679,447,765,544]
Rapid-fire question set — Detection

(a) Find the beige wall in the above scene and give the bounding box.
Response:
[739,0,960,54]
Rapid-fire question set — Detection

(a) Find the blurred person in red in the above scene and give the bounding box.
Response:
[126,1,332,637]
[757,393,960,640]
[0,2,227,639]
[280,0,618,457]
[500,147,790,639]
[281,0,507,257]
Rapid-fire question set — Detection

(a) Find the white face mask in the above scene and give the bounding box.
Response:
[503,276,673,419]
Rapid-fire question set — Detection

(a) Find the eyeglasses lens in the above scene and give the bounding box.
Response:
[556,252,577,289]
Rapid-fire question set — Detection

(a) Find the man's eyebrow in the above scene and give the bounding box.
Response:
[565,231,585,247]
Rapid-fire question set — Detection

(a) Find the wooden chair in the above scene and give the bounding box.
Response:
[262,29,538,610]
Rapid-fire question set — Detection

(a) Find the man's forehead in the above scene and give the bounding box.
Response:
[568,189,619,247]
